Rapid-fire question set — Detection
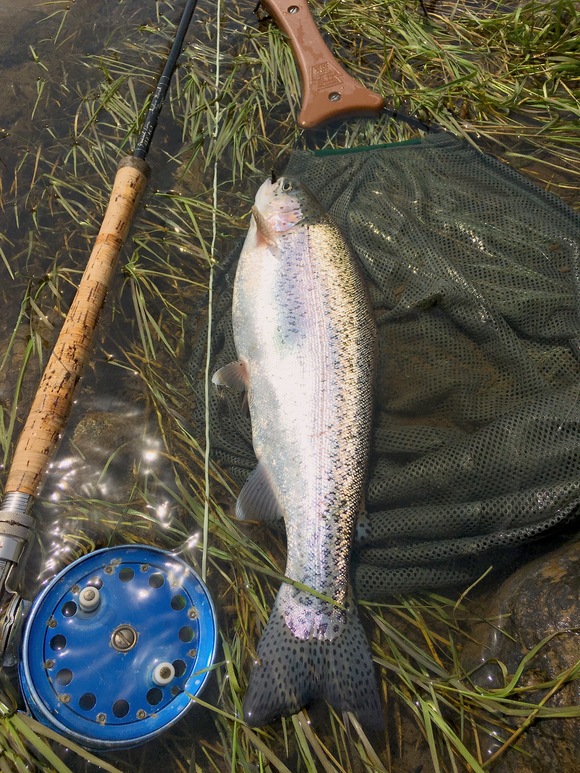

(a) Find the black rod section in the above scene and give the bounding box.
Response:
[134,0,199,159]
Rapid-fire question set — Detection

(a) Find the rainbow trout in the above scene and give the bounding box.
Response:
[213,176,381,728]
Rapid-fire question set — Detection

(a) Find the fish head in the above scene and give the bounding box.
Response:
[251,176,320,243]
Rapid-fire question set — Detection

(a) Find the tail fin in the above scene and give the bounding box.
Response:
[243,586,382,730]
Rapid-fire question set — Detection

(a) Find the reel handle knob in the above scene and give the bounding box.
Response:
[78,586,101,613]
[152,662,176,686]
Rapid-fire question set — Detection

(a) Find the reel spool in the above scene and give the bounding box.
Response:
[18,545,217,750]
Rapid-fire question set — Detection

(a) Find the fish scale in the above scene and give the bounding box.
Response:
[213,176,381,728]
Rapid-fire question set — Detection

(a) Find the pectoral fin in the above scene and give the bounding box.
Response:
[236,461,284,524]
[252,207,280,255]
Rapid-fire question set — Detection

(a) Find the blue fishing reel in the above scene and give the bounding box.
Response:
[18,545,218,750]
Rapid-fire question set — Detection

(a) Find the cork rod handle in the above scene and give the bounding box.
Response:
[262,0,384,128]
[5,156,150,497]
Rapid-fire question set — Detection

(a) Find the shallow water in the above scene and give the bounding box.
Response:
[0,1,223,768]
[0,0,578,770]
[0,0,187,567]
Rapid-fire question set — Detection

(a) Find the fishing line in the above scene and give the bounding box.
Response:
[201,0,225,584]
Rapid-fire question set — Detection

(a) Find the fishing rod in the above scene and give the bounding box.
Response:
[0,0,217,750]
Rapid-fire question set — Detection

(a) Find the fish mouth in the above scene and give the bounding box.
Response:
[255,175,290,207]
[255,175,277,202]
[252,175,308,233]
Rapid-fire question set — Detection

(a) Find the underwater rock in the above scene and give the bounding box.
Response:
[463,540,580,772]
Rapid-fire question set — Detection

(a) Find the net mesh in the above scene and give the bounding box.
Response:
[188,131,580,599]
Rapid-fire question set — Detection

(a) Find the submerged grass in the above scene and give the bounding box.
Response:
[0,0,579,770]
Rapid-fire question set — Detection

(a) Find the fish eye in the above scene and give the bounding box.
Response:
[281,180,293,192]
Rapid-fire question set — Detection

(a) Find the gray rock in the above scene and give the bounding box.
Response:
[462,541,580,772]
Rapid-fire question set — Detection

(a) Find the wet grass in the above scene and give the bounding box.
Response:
[0,0,579,770]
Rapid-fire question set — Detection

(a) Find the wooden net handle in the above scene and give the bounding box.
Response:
[5,156,150,497]
[262,0,384,128]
